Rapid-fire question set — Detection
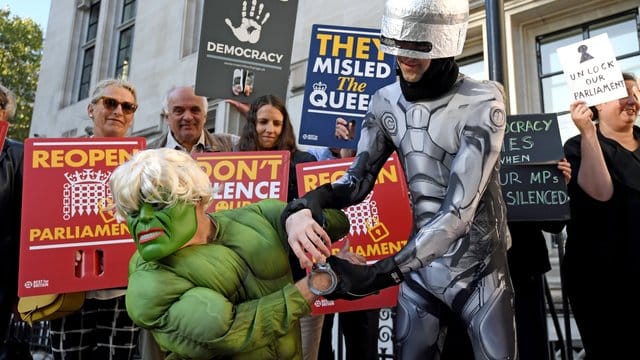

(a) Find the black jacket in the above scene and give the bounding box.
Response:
[0,139,24,341]
[507,221,565,278]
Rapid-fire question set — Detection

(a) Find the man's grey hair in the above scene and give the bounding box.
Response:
[161,86,208,117]
[90,78,138,104]
[0,83,17,119]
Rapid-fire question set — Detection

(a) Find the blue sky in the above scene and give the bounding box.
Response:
[0,0,52,31]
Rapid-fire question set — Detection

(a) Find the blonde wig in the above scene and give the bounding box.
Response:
[109,148,213,220]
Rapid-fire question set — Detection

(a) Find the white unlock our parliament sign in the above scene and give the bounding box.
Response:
[557,33,627,107]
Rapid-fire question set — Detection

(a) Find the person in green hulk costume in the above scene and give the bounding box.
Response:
[108,148,352,359]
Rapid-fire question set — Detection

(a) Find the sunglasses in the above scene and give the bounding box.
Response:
[97,96,138,115]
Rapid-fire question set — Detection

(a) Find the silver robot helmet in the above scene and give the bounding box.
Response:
[380,0,469,59]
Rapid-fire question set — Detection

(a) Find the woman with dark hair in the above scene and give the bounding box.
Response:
[236,94,323,360]
[562,72,640,358]
[236,94,317,203]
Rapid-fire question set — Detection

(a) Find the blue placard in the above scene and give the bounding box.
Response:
[298,24,397,149]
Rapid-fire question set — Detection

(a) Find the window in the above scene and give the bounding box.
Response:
[115,0,137,79]
[61,128,78,138]
[206,106,217,134]
[536,10,640,114]
[459,55,487,81]
[78,1,101,101]
[182,0,204,57]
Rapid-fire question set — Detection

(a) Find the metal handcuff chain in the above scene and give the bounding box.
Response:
[307,262,338,296]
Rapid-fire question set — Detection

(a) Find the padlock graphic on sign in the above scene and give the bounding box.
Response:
[366,218,390,243]
[97,197,117,224]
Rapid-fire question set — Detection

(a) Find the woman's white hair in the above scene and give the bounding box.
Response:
[109,148,213,220]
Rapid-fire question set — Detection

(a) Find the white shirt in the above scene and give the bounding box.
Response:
[165,131,207,153]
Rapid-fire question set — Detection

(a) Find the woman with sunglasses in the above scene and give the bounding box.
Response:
[87,78,138,137]
[48,78,141,360]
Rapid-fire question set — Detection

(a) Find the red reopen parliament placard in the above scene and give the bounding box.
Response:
[193,151,290,212]
[18,137,146,296]
[296,153,412,314]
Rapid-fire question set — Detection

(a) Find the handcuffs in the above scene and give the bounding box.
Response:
[307,262,338,296]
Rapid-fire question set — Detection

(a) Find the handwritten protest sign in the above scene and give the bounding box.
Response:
[297,154,411,314]
[18,138,146,296]
[193,151,290,212]
[298,24,396,149]
[500,164,569,221]
[501,113,564,165]
[557,33,627,107]
[500,114,569,221]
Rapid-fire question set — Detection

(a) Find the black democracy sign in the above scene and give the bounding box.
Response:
[500,113,569,221]
[195,0,299,103]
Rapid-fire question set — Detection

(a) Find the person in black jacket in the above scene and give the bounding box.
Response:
[506,159,570,360]
[0,84,26,358]
[235,94,321,359]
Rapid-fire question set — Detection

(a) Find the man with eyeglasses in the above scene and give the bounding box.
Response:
[280,0,517,359]
[0,83,26,358]
[156,86,238,153]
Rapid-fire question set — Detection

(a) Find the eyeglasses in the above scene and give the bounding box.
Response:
[96,96,138,115]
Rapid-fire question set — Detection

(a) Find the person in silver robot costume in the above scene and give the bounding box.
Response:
[281,0,517,359]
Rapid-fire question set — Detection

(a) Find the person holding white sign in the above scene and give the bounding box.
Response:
[562,72,640,358]
[280,0,517,359]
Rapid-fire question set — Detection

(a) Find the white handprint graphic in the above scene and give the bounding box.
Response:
[225,0,271,44]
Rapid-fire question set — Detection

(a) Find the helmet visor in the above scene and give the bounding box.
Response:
[381,36,434,59]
